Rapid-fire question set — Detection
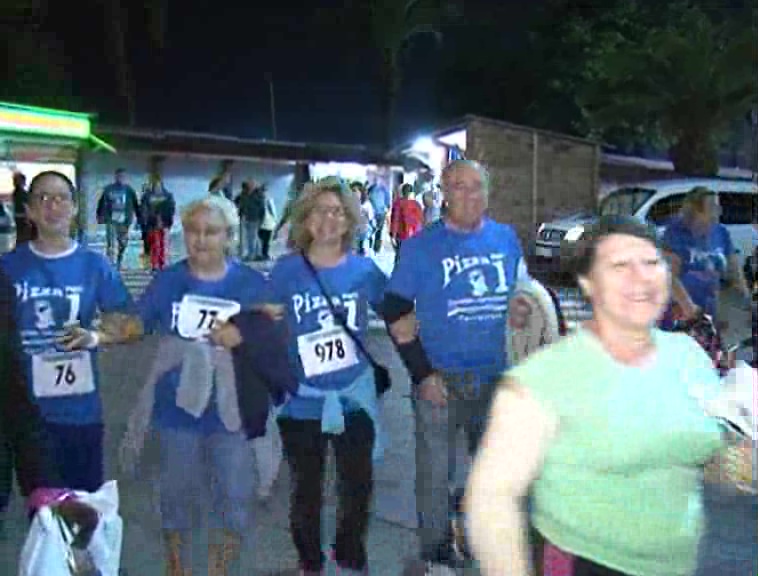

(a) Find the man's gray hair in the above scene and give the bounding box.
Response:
[441,159,490,196]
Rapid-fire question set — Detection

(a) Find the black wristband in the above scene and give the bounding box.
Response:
[397,339,435,387]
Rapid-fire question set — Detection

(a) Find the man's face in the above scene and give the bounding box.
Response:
[442,163,487,229]
[26,174,76,237]
[13,174,25,189]
[115,171,125,184]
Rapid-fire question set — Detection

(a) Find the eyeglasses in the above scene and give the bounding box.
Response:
[311,206,346,219]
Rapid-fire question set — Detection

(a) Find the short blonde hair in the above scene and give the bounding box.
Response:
[181,198,240,252]
[681,186,717,222]
[289,176,360,252]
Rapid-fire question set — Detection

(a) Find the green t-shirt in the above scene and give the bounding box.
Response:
[510,328,724,576]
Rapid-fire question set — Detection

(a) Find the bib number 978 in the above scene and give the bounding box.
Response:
[314,338,346,363]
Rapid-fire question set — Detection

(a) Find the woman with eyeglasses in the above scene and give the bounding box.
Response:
[0,171,140,495]
[213,177,388,575]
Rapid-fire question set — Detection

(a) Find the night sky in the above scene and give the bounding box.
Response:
[5,0,536,147]
[62,0,474,146]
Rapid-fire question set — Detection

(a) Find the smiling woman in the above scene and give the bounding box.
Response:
[466,215,736,576]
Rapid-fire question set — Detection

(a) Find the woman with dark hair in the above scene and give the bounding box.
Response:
[466,215,749,576]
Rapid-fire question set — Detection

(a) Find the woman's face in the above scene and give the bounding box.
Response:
[26,174,76,237]
[692,195,720,232]
[581,233,670,332]
[306,191,348,249]
[184,207,229,267]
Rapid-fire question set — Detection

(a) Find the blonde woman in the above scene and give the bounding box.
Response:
[125,198,285,576]
[214,177,388,575]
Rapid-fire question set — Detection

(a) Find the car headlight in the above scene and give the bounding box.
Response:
[564,225,585,242]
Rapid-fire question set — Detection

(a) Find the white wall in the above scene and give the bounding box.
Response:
[79,152,295,242]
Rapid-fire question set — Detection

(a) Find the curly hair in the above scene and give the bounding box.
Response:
[289,176,361,253]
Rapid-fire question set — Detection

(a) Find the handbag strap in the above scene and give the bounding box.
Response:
[300,253,378,365]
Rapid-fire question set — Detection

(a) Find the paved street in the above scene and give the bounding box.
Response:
[1,328,755,575]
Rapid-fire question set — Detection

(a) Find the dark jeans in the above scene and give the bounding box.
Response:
[372,212,386,252]
[44,422,104,493]
[278,411,375,572]
[258,228,273,259]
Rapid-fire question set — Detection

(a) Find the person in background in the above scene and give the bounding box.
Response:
[258,185,277,261]
[236,180,265,261]
[208,177,241,255]
[661,186,751,330]
[390,183,424,264]
[466,215,743,576]
[422,184,443,226]
[384,159,527,575]
[141,176,176,273]
[351,182,374,256]
[96,168,141,270]
[0,171,140,496]
[12,172,35,244]
[368,171,391,252]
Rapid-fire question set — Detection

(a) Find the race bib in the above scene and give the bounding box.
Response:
[176,295,241,340]
[32,351,95,398]
[111,208,127,224]
[297,327,359,378]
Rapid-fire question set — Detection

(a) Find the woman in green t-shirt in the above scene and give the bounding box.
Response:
[466,216,749,576]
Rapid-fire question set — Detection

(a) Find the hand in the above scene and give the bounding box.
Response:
[256,303,285,322]
[53,499,99,548]
[58,325,97,351]
[209,320,243,349]
[418,373,448,408]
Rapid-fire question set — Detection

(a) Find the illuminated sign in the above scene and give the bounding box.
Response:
[0,103,91,139]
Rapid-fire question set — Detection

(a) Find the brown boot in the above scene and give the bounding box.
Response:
[208,529,241,576]
[164,530,191,576]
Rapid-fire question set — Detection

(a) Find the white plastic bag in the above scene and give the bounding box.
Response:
[18,480,123,576]
[18,506,73,576]
[694,361,757,439]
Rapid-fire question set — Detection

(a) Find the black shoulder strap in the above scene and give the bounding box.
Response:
[300,253,377,364]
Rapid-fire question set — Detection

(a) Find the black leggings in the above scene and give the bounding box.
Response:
[278,411,375,572]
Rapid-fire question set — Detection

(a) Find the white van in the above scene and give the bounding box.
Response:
[535,178,757,273]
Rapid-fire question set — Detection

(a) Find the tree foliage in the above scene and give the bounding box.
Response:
[569,1,756,175]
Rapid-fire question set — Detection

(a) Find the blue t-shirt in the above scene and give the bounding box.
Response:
[386,218,525,385]
[266,253,387,420]
[0,243,133,424]
[662,216,735,321]
[138,259,267,434]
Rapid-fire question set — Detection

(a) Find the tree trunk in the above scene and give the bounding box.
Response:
[106,0,137,126]
[379,52,401,152]
[669,130,719,177]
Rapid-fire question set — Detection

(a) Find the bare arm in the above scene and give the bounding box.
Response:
[466,379,558,576]
[664,249,699,319]
[727,254,751,301]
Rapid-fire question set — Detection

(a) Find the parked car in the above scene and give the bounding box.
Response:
[0,201,16,254]
[535,178,757,277]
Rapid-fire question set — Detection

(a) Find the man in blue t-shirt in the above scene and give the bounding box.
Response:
[383,159,527,573]
[661,187,751,329]
[1,171,140,494]
[96,168,141,270]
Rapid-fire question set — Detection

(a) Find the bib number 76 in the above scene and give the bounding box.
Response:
[315,338,346,363]
[54,362,77,386]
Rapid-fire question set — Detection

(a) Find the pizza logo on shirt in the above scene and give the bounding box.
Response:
[468,269,490,297]
[33,299,56,330]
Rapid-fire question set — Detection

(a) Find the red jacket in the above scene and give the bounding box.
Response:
[390,198,423,241]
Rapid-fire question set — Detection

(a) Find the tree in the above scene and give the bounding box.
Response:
[368,0,454,150]
[576,2,756,175]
